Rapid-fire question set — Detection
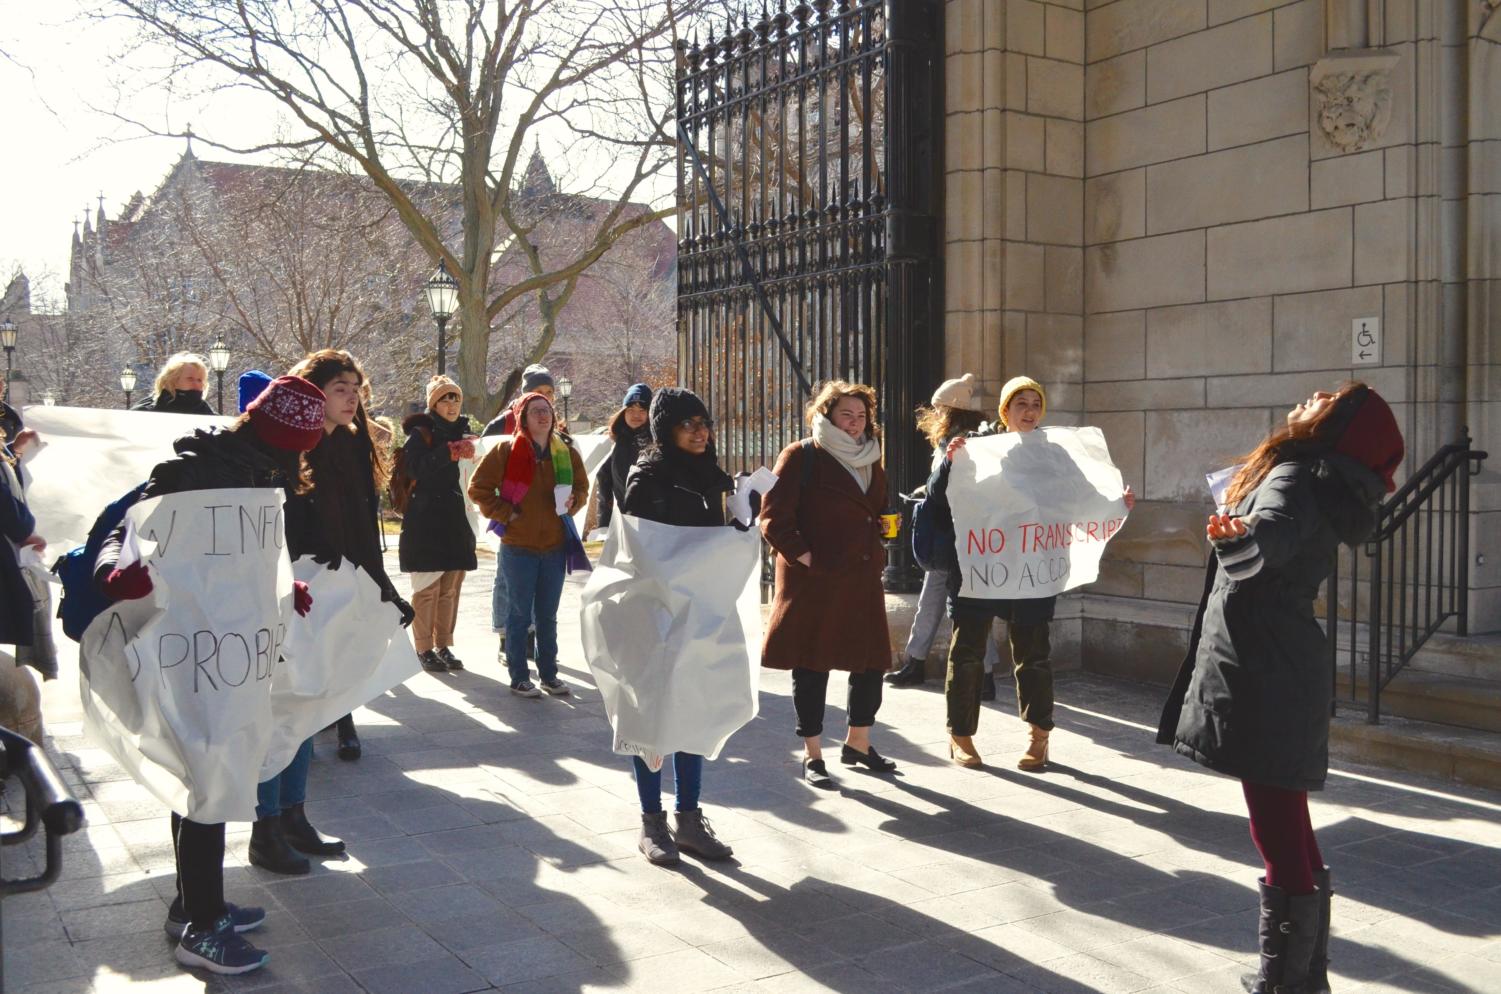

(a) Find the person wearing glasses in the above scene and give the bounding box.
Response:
[760,380,896,788]
[615,386,736,865]
[398,375,478,673]
[469,390,588,697]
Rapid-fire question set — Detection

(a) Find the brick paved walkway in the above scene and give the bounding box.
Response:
[6,552,1499,992]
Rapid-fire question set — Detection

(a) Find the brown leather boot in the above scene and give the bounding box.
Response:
[1017,724,1049,771]
[948,735,982,768]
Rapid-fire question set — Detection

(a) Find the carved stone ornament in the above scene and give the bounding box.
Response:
[1309,50,1400,153]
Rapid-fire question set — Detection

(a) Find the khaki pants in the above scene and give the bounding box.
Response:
[412,570,466,653]
[945,607,1053,737]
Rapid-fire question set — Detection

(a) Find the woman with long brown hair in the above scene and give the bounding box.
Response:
[887,374,997,689]
[1158,382,1404,994]
[248,350,414,876]
[760,380,896,787]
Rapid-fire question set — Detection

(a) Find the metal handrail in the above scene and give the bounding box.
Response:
[1326,434,1487,723]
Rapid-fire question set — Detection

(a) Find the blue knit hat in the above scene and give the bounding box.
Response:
[238,370,273,413]
[623,383,652,408]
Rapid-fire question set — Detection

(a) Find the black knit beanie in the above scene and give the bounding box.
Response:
[648,387,710,448]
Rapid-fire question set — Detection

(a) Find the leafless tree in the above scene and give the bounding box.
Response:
[102,0,703,417]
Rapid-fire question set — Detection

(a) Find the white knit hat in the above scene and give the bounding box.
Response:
[930,373,981,411]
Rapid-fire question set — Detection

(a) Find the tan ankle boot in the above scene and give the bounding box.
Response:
[949,735,983,768]
[1017,725,1049,770]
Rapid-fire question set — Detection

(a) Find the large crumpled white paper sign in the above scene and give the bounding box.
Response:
[949,427,1129,599]
[79,488,291,823]
[264,558,420,779]
[580,515,762,763]
[20,406,225,551]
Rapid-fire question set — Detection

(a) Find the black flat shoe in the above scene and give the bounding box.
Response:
[802,757,835,789]
[437,648,464,671]
[335,714,361,761]
[840,744,897,773]
[419,649,448,673]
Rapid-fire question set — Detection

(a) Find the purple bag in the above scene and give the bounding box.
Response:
[562,515,592,574]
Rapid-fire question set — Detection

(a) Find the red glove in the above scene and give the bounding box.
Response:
[293,580,313,617]
[101,562,153,602]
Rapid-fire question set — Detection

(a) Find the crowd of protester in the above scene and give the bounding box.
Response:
[0,347,1405,992]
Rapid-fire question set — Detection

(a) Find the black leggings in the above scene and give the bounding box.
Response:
[170,813,226,931]
[791,668,884,738]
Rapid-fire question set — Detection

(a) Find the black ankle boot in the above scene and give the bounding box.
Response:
[280,802,346,857]
[1242,879,1322,993]
[249,816,310,875]
[335,714,361,761]
[886,654,925,687]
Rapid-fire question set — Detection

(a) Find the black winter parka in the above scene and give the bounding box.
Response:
[1157,455,1384,791]
[619,449,734,528]
[596,422,651,530]
[132,390,218,416]
[397,412,477,574]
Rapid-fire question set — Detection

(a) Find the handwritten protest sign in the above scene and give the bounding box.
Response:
[79,488,292,823]
[948,427,1129,600]
[580,516,762,765]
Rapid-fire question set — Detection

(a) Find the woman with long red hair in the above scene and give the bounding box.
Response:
[1158,382,1404,994]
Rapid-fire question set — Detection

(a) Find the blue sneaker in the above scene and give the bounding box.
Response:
[164,900,266,941]
[173,914,269,975]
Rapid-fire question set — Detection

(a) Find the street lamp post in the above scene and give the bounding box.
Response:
[208,338,231,413]
[0,320,16,395]
[423,260,459,376]
[120,365,137,408]
[556,376,572,424]
[8,371,29,407]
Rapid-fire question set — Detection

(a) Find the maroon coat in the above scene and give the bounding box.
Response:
[760,439,891,673]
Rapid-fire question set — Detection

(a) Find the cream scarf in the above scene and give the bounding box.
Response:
[812,414,881,492]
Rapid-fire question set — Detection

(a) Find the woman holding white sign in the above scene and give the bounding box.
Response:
[616,386,737,866]
[92,375,327,976]
[761,380,896,788]
[928,377,1134,771]
[1157,383,1403,994]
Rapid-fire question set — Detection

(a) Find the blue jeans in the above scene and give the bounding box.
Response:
[491,564,535,637]
[256,738,313,819]
[501,544,565,685]
[632,754,703,814]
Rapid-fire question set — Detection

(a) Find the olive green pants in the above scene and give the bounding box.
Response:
[945,607,1053,737]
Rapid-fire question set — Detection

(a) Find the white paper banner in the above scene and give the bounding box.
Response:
[579,516,762,762]
[19,406,227,552]
[949,427,1129,599]
[265,558,420,778]
[79,488,292,823]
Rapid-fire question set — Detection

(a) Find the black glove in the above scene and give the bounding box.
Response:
[730,517,753,533]
[392,594,415,628]
[311,549,344,571]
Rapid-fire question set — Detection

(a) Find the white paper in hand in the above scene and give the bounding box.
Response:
[727,466,779,524]
[554,483,573,515]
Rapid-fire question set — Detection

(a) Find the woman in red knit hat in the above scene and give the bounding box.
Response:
[1158,382,1404,994]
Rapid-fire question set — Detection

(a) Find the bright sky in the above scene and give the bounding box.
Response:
[0,2,679,313]
[0,3,270,308]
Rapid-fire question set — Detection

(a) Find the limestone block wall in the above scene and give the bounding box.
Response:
[940,0,1501,667]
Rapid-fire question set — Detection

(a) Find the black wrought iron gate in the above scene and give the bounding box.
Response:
[675,0,942,590]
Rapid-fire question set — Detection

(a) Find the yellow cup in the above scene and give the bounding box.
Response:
[879,512,902,540]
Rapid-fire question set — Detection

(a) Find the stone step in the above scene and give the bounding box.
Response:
[1329,709,1501,791]
[1406,631,1501,681]
[1334,668,1501,735]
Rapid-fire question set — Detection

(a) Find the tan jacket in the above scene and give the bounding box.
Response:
[469,437,589,552]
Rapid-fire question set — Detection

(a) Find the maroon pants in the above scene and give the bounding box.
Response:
[1242,781,1325,895]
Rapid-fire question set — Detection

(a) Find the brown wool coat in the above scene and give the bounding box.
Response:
[760,438,891,674]
[468,437,588,553]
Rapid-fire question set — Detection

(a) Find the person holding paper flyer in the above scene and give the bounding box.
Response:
[761,380,896,788]
[399,375,479,673]
[887,373,1002,692]
[92,375,327,976]
[1157,383,1403,994]
[133,352,219,415]
[615,385,737,865]
[594,383,653,534]
[469,391,588,697]
[928,376,1135,771]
